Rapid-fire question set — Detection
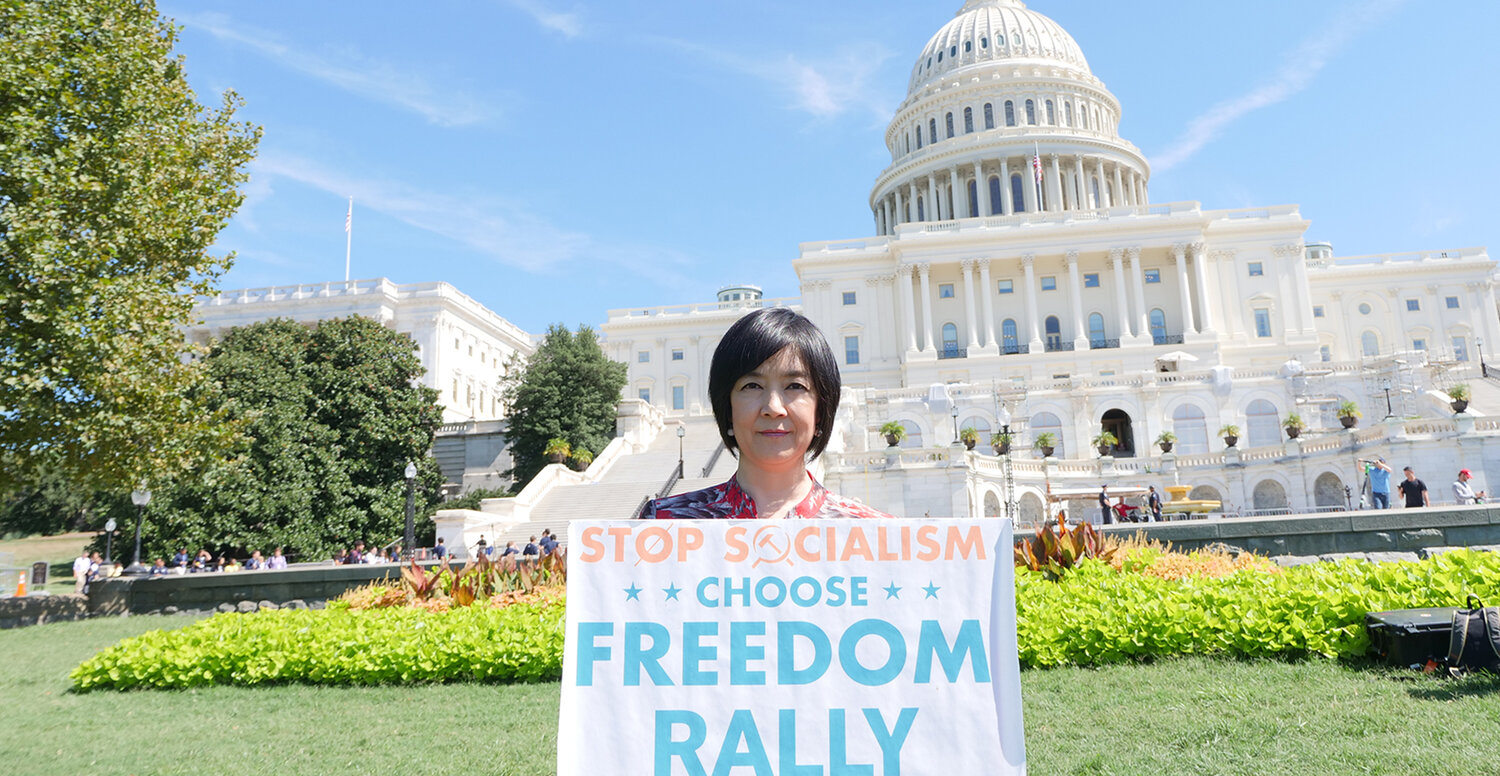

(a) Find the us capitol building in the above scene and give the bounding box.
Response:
[598,0,1500,522]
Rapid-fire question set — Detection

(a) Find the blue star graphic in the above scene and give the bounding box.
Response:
[663,583,682,601]
[883,582,902,600]
[624,583,642,601]
[923,581,941,599]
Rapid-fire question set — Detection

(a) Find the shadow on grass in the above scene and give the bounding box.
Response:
[1403,671,1500,701]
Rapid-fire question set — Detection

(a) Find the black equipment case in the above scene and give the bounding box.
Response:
[1366,607,1459,666]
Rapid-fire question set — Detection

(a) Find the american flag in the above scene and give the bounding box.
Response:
[1032,153,1043,185]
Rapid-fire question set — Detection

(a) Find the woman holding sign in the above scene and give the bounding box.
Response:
[647,308,890,520]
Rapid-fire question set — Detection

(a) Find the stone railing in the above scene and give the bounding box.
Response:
[605,296,800,322]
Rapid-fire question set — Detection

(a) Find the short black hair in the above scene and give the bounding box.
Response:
[708,307,840,461]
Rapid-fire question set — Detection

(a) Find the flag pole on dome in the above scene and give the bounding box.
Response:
[1032,143,1044,212]
[344,196,353,283]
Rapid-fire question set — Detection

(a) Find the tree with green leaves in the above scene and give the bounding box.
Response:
[503,324,627,486]
[0,0,260,496]
[128,316,444,562]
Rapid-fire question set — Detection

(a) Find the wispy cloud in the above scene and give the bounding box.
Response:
[655,37,895,121]
[174,11,496,127]
[499,0,582,38]
[1152,0,1407,172]
[249,152,695,289]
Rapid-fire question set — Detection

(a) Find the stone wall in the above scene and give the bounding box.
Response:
[0,594,90,630]
[1100,503,1500,559]
[89,563,414,616]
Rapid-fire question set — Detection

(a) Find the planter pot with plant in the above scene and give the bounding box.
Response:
[1091,430,1118,457]
[544,438,571,464]
[1337,400,1360,429]
[1034,432,1057,458]
[1448,383,1470,413]
[991,432,1012,456]
[879,421,907,448]
[1219,424,1240,448]
[569,449,593,472]
[959,426,980,451]
[1155,431,1176,454]
[1283,413,1306,439]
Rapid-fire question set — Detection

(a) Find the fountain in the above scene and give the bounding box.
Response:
[1161,485,1221,517]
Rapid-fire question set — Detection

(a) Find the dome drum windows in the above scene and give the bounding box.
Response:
[963,107,974,134]
[1045,100,1056,125]
[945,112,955,139]
[1025,99,1037,125]
[929,118,938,145]
[1004,101,1016,127]
[984,103,995,130]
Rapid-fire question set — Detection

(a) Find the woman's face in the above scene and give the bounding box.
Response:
[730,346,819,475]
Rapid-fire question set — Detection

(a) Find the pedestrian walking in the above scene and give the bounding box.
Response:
[72,551,91,595]
[1098,484,1112,524]
[1453,469,1486,504]
[1147,486,1163,522]
[1365,458,1393,509]
[1397,467,1430,508]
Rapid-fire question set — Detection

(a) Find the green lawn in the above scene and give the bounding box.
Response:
[3,616,1497,775]
[0,532,91,594]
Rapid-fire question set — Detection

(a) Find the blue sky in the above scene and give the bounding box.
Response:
[164,0,1500,335]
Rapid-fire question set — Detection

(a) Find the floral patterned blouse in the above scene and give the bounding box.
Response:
[646,474,891,519]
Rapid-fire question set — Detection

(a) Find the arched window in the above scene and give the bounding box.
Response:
[1361,330,1380,357]
[963,107,974,133]
[945,112,955,138]
[1088,313,1106,347]
[917,196,925,222]
[1172,404,1209,455]
[1025,99,1036,125]
[989,176,1004,215]
[898,421,924,449]
[1252,480,1290,513]
[1044,316,1061,351]
[1045,99,1055,125]
[1002,319,1018,353]
[904,133,910,154]
[967,179,978,218]
[1319,345,1332,362]
[1246,399,1280,448]
[1030,412,1064,458]
[1004,100,1016,127]
[1149,308,1167,344]
[941,322,959,356]
[1091,178,1101,208]
[1010,174,1025,212]
[929,119,938,145]
[984,103,995,129]
[1078,104,1088,129]
[915,126,922,149]
[1065,102,1073,126]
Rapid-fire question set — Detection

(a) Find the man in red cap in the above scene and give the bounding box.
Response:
[1452,469,1486,504]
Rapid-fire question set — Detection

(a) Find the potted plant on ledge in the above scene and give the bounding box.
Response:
[1156,431,1176,454]
[991,431,1013,456]
[1283,413,1307,439]
[880,421,907,448]
[1219,424,1240,448]
[569,448,593,472]
[1337,400,1361,429]
[1034,432,1057,458]
[544,438,571,464]
[1091,430,1118,457]
[1447,383,1470,413]
[959,426,980,450]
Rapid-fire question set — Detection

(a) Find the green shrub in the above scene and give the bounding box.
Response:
[1016,550,1500,667]
[71,599,564,691]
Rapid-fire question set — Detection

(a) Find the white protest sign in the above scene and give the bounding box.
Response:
[558,519,1026,775]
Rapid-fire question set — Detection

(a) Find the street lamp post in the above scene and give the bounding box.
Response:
[125,487,151,576]
[403,462,417,561]
[103,518,117,565]
[1479,338,1488,378]
[677,424,686,476]
[951,404,960,444]
[1382,379,1394,419]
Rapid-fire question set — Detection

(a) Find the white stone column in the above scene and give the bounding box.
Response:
[1286,242,1315,335]
[864,275,885,360]
[1020,159,1036,213]
[1073,155,1087,209]
[1189,242,1217,335]
[961,259,979,350]
[974,161,989,217]
[979,258,997,349]
[951,165,966,219]
[1110,248,1131,340]
[1049,155,1064,212]
[1173,243,1197,334]
[1214,249,1245,339]
[926,173,938,221]
[894,186,905,228]
[907,181,918,221]
[1067,250,1089,348]
[899,265,918,352]
[999,158,1014,214]
[1127,247,1149,341]
[1022,253,1043,349]
[1097,159,1111,207]
[918,262,936,351]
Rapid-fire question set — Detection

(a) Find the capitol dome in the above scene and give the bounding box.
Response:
[869,0,1151,236]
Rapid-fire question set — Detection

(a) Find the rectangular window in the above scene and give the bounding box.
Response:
[1041,276,1057,291]
[939,283,955,299]
[638,388,651,403]
[842,291,857,305]
[637,351,649,363]
[1248,262,1264,277]
[1144,269,1161,284]
[844,336,860,365]
[997,279,1014,294]
[1454,336,1469,362]
[1412,338,1427,351]
[1083,273,1100,288]
[1446,296,1460,309]
[1254,308,1272,338]
[1405,299,1420,312]
[671,349,683,361]
[1312,306,1325,318]
[672,386,685,411]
